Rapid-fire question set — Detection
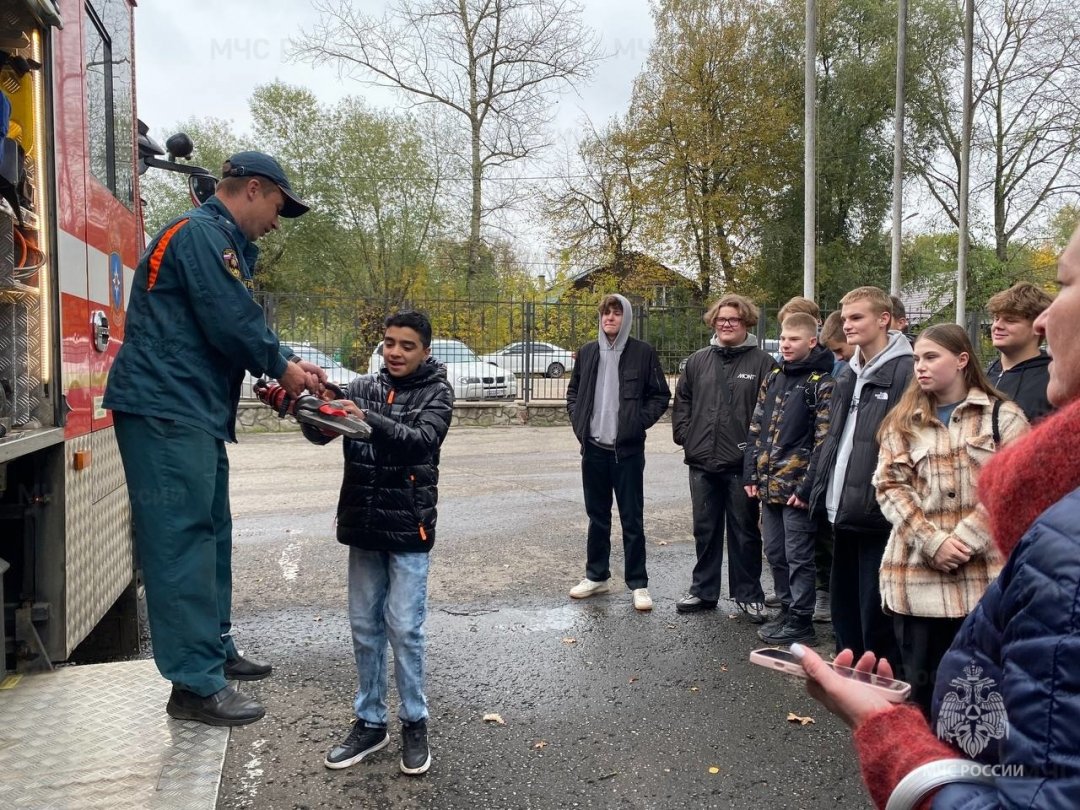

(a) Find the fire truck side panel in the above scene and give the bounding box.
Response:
[63,434,131,655]
[54,0,140,661]
[0,0,141,665]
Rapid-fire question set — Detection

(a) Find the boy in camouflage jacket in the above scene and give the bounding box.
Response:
[744,313,835,645]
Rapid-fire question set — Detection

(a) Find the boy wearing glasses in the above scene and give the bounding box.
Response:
[672,295,778,620]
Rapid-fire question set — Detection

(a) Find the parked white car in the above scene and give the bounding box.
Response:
[368,338,517,400]
[479,341,576,378]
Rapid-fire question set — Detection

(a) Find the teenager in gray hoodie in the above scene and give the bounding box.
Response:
[566,294,671,611]
[809,287,913,665]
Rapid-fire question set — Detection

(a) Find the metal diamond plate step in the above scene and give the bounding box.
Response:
[0,660,229,809]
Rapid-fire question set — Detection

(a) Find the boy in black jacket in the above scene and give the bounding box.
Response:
[986,282,1055,422]
[744,313,834,645]
[672,294,778,619]
[566,294,671,612]
[303,311,453,777]
[809,286,913,666]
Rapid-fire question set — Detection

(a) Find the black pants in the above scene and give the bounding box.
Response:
[814,514,833,593]
[687,467,763,603]
[830,527,901,675]
[582,443,648,589]
[894,614,965,716]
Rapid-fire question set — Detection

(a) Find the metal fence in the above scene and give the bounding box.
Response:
[249,292,981,402]
[253,293,716,401]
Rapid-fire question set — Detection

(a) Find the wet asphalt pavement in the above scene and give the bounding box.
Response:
[217,427,867,809]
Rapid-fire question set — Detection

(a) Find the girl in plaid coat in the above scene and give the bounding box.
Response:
[872,324,1029,713]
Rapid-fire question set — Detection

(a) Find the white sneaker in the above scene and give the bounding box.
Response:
[633,588,653,611]
[569,578,611,599]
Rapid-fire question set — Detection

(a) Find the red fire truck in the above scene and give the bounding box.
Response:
[1,0,213,676]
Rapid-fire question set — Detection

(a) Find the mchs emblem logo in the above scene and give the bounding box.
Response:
[936,662,1009,758]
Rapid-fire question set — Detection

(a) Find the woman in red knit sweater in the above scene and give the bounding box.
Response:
[794,223,1080,809]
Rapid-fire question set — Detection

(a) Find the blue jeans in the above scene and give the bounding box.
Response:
[348,547,430,726]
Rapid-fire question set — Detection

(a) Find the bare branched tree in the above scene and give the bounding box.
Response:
[293,0,603,292]
[909,0,1080,262]
[543,119,644,273]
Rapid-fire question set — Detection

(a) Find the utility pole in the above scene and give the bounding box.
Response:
[956,0,974,327]
[890,0,908,296]
[804,0,817,300]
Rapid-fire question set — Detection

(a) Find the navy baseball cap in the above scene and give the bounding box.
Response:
[221,151,310,218]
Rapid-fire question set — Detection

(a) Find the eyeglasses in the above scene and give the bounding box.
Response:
[714,317,744,326]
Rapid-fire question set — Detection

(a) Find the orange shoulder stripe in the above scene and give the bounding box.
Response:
[147,218,189,290]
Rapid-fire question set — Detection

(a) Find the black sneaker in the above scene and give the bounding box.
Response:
[324,722,390,770]
[674,594,718,613]
[400,719,431,775]
[757,609,789,640]
[758,616,818,646]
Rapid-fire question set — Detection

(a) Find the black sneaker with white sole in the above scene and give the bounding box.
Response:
[400,719,431,775]
[324,722,390,770]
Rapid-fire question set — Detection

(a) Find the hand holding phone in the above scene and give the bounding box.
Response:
[750,647,911,703]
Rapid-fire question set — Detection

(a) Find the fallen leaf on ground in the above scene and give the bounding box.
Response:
[786,712,815,726]
[533,740,548,749]
[727,613,739,620]
[483,713,506,725]
[628,676,639,684]
[690,686,700,692]
[561,637,577,644]
[708,766,720,774]
[665,624,678,630]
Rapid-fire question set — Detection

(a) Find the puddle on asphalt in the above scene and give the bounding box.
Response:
[488,604,583,634]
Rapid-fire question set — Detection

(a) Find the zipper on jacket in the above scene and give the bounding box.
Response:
[409,473,429,541]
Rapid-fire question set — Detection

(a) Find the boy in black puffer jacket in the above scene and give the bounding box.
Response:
[744,313,835,645]
[302,311,453,777]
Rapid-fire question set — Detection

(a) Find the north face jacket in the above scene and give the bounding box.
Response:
[302,358,453,553]
[809,334,914,532]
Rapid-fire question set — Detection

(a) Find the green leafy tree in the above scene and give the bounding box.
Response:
[626,0,801,299]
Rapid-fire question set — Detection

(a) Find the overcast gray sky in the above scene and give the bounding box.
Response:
[133,1,655,271]
[134,0,654,147]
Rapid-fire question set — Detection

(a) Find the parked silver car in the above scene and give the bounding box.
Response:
[369,338,518,400]
[479,341,576,379]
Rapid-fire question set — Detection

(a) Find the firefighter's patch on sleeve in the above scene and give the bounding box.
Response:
[222,249,242,280]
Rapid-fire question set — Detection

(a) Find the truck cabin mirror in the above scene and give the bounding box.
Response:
[188,173,217,206]
[136,120,213,189]
[165,133,194,160]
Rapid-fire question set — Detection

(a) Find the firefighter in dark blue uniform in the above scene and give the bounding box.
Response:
[104,152,322,726]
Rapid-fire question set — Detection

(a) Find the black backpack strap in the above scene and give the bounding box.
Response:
[992,398,1002,446]
[804,371,824,411]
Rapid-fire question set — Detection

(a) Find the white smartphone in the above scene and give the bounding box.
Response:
[749,647,912,703]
